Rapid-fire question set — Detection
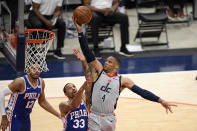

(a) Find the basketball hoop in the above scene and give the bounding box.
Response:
[24,29,55,73]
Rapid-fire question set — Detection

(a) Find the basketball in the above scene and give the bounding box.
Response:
[73,6,92,25]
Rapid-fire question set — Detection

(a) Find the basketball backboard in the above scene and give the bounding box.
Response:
[0,0,25,72]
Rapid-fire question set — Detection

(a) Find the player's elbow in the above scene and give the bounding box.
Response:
[38,100,42,107]
[38,98,46,107]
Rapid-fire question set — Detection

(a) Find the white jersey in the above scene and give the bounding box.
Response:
[90,70,121,114]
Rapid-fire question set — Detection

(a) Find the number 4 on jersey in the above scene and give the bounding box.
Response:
[102,94,106,102]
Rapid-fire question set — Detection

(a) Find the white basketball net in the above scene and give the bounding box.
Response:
[24,29,55,73]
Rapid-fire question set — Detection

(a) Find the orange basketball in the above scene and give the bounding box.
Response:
[73,6,92,25]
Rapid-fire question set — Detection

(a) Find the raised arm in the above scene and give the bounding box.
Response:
[73,48,92,110]
[121,76,177,114]
[59,80,91,116]
[72,16,103,81]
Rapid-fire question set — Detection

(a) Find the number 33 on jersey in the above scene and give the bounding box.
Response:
[62,101,88,131]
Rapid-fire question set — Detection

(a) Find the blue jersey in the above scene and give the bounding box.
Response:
[62,101,88,131]
[6,75,42,121]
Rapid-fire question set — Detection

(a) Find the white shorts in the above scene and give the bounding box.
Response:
[88,112,116,131]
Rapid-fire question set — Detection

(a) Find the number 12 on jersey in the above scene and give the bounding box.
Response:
[26,101,35,108]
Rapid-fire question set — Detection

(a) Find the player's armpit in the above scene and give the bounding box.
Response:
[90,67,100,82]
[59,102,71,116]
[89,60,103,79]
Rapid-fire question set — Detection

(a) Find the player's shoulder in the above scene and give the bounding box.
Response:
[59,101,71,113]
[13,77,25,85]
[121,76,129,81]
[121,76,134,85]
[59,101,70,107]
[8,77,25,92]
[121,75,132,80]
[38,77,44,84]
[39,77,43,81]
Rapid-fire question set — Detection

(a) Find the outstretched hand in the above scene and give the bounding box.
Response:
[72,15,82,33]
[159,99,177,114]
[73,48,86,62]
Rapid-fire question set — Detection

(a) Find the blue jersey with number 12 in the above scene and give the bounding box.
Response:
[62,101,88,131]
[6,75,41,121]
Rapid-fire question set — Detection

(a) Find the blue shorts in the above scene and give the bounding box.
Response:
[7,114,30,131]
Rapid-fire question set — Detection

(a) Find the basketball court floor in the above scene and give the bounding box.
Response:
[0,70,197,131]
[0,2,197,131]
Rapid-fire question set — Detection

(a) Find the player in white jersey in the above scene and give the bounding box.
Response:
[0,65,60,131]
[72,17,177,131]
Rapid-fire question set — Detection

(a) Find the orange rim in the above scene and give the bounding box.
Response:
[24,29,56,44]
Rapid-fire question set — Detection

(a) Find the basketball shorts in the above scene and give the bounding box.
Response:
[88,112,116,131]
[6,114,30,131]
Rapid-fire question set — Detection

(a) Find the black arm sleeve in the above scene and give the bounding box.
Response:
[131,85,160,102]
[78,32,95,63]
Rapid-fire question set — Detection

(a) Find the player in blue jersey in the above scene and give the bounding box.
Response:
[59,49,92,131]
[0,65,60,131]
[59,82,89,131]
[73,17,177,131]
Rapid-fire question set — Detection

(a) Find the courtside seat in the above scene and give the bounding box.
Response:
[134,0,169,48]
[85,22,116,52]
[139,12,168,22]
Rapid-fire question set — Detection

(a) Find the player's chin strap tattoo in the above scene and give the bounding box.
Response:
[131,85,160,102]
[78,32,95,63]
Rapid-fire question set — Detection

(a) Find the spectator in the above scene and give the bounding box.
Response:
[28,0,66,59]
[84,0,132,56]
[167,0,186,21]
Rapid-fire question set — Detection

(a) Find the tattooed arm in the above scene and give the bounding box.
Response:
[73,49,92,110]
